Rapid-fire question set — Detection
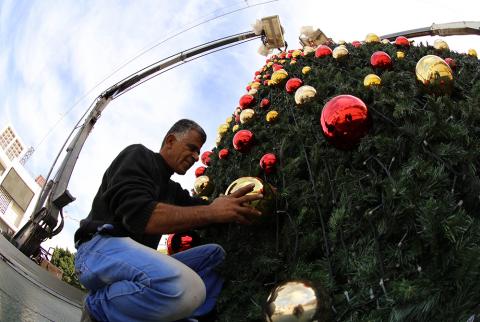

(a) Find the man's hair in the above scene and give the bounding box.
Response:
[161,119,207,147]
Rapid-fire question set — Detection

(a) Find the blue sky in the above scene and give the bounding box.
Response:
[1,0,478,251]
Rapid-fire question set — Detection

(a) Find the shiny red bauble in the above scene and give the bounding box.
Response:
[195,166,206,177]
[239,94,256,110]
[201,151,213,166]
[233,130,254,152]
[394,36,410,47]
[285,78,303,94]
[315,45,333,58]
[272,64,283,71]
[260,98,271,109]
[167,231,200,255]
[445,57,456,70]
[352,41,362,48]
[218,148,229,159]
[320,95,371,150]
[260,153,277,174]
[370,51,392,69]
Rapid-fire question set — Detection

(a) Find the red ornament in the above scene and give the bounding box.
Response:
[260,98,271,109]
[394,36,410,47]
[352,41,362,48]
[239,94,256,110]
[233,130,254,152]
[255,71,261,76]
[279,52,286,59]
[263,80,269,86]
[445,57,456,70]
[246,85,251,91]
[272,64,283,71]
[201,151,213,166]
[235,114,241,123]
[195,166,206,177]
[167,231,200,255]
[218,148,229,159]
[260,153,277,174]
[285,78,303,94]
[286,52,292,59]
[320,95,370,150]
[264,73,271,79]
[370,51,392,69]
[315,45,333,58]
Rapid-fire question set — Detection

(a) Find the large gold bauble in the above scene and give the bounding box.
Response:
[332,46,348,59]
[415,55,453,95]
[294,85,317,105]
[240,109,255,124]
[266,110,279,123]
[363,74,381,88]
[270,69,289,85]
[292,50,302,58]
[468,48,478,57]
[194,175,214,196]
[265,280,320,322]
[217,123,229,135]
[433,39,449,51]
[225,177,274,216]
[365,33,380,43]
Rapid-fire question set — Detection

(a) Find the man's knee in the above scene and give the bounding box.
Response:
[176,270,206,316]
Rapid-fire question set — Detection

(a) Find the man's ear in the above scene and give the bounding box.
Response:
[164,134,177,148]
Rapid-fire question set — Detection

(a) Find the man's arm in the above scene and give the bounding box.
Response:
[144,184,263,234]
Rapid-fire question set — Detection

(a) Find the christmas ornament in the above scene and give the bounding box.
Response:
[266,110,279,123]
[267,61,273,67]
[434,39,449,51]
[194,175,214,196]
[239,94,255,110]
[468,48,478,57]
[265,280,320,322]
[225,177,274,215]
[167,231,200,255]
[363,74,381,88]
[246,85,251,92]
[320,94,370,149]
[217,124,229,135]
[272,63,283,71]
[260,98,271,109]
[218,148,229,159]
[270,69,288,85]
[226,116,233,124]
[415,55,453,95]
[333,45,349,59]
[365,33,380,43]
[338,40,346,45]
[251,82,261,90]
[201,151,213,166]
[294,85,317,105]
[260,153,277,174]
[194,166,206,177]
[289,59,297,65]
[303,46,315,55]
[370,51,392,69]
[352,40,362,48]
[395,36,410,47]
[215,134,222,147]
[302,66,312,75]
[285,78,304,94]
[381,39,390,44]
[263,73,271,79]
[232,124,240,132]
[233,130,254,152]
[240,109,255,124]
[248,88,258,96]
[292,49,302,58]
[396,51,405,59]
[444,57,456,69]
[315,45,332,58]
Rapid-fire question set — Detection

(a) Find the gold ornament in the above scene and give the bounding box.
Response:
[225,177,274,216]
[332,46,348,59]
[267,61,273,67]
[226,116,233,124]
[217,123,229,135]
[302,66,312,75]
[292,50,302,58]
[396,51,405,59]
[251,82,261,89]
[215,134,222,146]
[416,55,453,95]
[302,46,315,55]
[468,48,478,57]
[363,74,381,88]
[289,60,297,65]
[194,175,214,196]
[294,85,317,105]
[266,110,279,123]
[248,88,258,95]
[365,33,380,43]
[265,281,320,322]
[338,40,346,45]
[381,39,390,44]
[240,109,255,124]
[270,69,289,85]
[232,124,240,132]
[433,39,449,51]
[279,59,286,64]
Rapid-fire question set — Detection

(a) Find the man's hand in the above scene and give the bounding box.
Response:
[209,184,263,224]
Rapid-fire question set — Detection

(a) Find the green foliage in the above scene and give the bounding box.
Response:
[202,41,480,321]
[50,247,85,290]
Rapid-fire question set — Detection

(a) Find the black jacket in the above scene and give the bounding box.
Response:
[74,144,207,249]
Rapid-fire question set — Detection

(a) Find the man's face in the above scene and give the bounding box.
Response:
[168,129,204,175]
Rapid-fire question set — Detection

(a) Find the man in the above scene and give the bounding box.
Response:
[74,119,262,322]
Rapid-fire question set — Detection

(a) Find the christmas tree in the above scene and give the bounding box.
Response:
[194,34,480,321]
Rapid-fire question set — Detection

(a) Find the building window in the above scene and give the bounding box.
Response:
[0,127,15,151]
[0,186,12,215]
[6,139,23,160]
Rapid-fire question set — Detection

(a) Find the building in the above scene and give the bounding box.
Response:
[0,124,42,237]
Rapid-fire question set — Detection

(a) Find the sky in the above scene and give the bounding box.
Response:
[0,0,478,252]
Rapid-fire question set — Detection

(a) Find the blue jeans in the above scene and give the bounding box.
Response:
[74,234,225,322]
